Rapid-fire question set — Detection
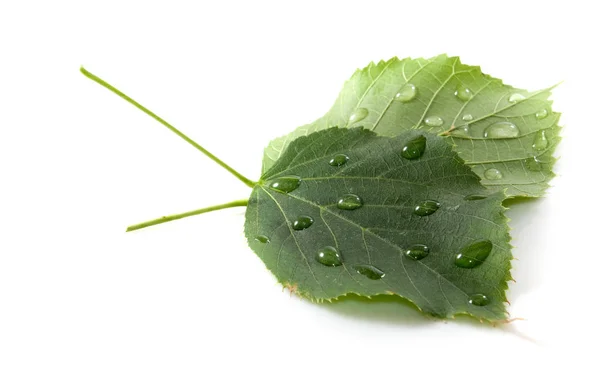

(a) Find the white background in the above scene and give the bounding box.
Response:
[1,0,598,372]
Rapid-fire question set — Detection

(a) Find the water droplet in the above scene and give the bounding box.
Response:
[316,246,343,267]
[329,154,349,167]
[464,194,488,201]
[337,194,363,210]
[483,122,520,139]
[292,216,314,230]
[451,125,471,138]
[532,130,548,151]
[414,200,441,216]
[535,108,549,119]
[526,156,543,171]
[404,244,430,260]
[395,84,417,102]
[268,176,301,193]
[484,168,503,180]
[353,265,385,280]
[349,108,368,124]
[455,85,473,101]
[462,114,473,121]
[455,240,493,269]
[424,116,444,127]
[255,235,270,243]
[401,135,427,160]
[508,93,525,103]
[469,293,490,306]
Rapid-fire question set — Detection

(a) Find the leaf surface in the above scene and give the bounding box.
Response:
[262,55,560,197]
[248,128,511,321]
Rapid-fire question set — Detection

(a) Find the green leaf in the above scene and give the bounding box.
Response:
[262,55,560,198]
[248,128,511,321]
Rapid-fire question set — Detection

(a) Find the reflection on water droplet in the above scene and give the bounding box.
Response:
[455,85,474,101]
[462,114,473,121]
[455,240,493,268]
[484,168,503,180]
[401,135,427,160]
[451,125,471,138]
[414,200,441,216]
[532,130,548,151]
[329,154,349,167]
[526,156,543,171]
[337,194,363,210]
[349,108,368,124]
[255,235,270,243]
[292,216,314,230]
[404,244,430,260]
[536,108,549,119]
[464,194,488,201]
[268,176,301,193]
[424,116,444,127]
[353,264,385,280]
[483,122,520,139]
[395,84,417,102]
[316,246,343,267]
[508,93,525,103]
[469,293,490,306]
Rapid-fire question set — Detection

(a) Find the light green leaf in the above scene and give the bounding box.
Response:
[262,55,560,198]
[248,128,511,321]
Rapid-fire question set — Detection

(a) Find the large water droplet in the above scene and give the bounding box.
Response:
[532,130,548,151]
[484,168,503,180]
[349,108,368,124]
[329,154,349,167]
[469,293,490,306]
[395,84,417,102]
[424,116,444,127]
[455,85,473,101]
[536,108,549,119]
[404,244,430,260]
[508,93,525,103]
[292,216,314,230]
[316,246,343,267]
[268,176,301,193]
[414,200,441,216]
[483,122,520,139]
[401,135,427,160]
[455,240,493,268]
[337,194,363,210]
[462,114,474,121]
[353,265,385,280]
[451,125,471,138]
[526,156,543,171]
[464,194,488,201]
[255,235,270,243]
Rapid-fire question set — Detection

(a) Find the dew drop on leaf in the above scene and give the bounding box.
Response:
[483,122,520,139]
[424,116,444,127]
[484,168,503,180]
[526,156,543,171]
[462,114,473,121]
[535,108,549,120]
[268,175,301,193]
[348,108,368,124]
[400,135,427,160]
[292,215,314,230]
[414,200,441,216]
[337,194,363,210]
[395,83,417,102]
[455,85,473,101]
[455,240,493,268]
[316,246,343,267]
[255,235,270,243]
[329,154,349,167]
[404,244,430,260]
[353,264,385,280]
[469,293,490,306]
[532,130,548,151]
[464,194,488,201]
[508,93,525,103]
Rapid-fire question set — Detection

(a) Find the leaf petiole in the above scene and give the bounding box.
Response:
[80,67,257,188]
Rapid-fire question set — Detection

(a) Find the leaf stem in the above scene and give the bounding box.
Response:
[126,199,249,232]
[80,67,257,188]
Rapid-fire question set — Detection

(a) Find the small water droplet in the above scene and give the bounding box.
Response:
[532,130,548,151]
[268,176,301,193]
[535,108,549,119]
[404,244,430,260]
[337,194,363,210]
[455,240,493,269]
[464,194,488,201]
[462,114,473,121]
[414,200,441,216]
[349,108,368,124]
[526,156,543,171]
[424,116,444,127]
[292,216,314,230]
[483,122,520,139]
[401,135,427,160]
[469,293,490,306]
[395,84,417,102]
[455,85,474,101]
[451,125,471,138]
[329,154,349,167]
[255,235,270,243]
[316,246,343,267]
[484,168,503,180]
[508,93,525,103]
[353,264,385,280]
